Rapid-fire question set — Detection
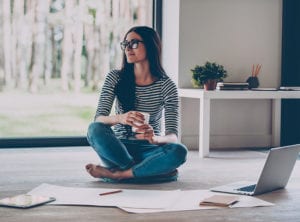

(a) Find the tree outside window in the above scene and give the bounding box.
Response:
[0,0,153,138]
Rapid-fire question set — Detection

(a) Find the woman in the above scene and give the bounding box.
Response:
[86,26,187,183]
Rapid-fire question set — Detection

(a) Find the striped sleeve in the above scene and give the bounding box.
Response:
[162,77,179,136]
[94,70,120,120]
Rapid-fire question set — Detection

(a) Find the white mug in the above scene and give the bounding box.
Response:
[132,112,150,133]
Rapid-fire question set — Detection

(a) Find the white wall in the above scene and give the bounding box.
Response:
[163,0,282,149]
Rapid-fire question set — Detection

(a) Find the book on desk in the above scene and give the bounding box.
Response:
[216,82,249,90]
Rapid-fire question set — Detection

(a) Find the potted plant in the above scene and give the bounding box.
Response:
[191,61,228,90]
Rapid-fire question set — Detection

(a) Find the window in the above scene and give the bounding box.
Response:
[0,0,154,147]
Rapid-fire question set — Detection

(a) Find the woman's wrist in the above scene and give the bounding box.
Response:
[156,134,178,144]
[116,114,123,124]
[152,135,161,145]
[116,114,120,124]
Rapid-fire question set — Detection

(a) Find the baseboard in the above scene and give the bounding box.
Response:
[181,134,272,150]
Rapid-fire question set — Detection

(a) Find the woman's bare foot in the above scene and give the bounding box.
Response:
[85,163,133,180]
[85,164,114,178]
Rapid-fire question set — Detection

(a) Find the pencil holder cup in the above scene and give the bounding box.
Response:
[246,76,259,89]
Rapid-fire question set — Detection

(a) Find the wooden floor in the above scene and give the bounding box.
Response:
[0,146,300,222]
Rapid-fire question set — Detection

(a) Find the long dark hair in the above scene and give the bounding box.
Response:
[115,26,167,112]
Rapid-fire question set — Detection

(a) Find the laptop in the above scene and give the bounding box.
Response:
[210,144,300,196]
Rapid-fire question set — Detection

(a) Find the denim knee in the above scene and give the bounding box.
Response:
[172,143,188,164]
[87,122,111,145]
[164,143,188,165]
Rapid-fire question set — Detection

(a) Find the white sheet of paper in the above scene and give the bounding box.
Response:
[120,190,274,213]
[28,184,274,213]
[28,183,181,209]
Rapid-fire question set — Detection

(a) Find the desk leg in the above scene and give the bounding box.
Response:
[272,99,281,147]
[199,97,210,158]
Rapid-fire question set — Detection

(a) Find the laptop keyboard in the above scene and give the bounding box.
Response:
[237,184,256,192]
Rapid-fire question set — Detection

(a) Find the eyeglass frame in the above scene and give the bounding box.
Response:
[120,39,144,51]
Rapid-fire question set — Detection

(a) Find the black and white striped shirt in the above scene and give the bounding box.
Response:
[95,69,179,138]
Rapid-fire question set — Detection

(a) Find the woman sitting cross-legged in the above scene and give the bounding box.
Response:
[86,26,188,183]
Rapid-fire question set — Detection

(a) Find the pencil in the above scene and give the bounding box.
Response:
[99,189,122,196]
[256,64,262,76]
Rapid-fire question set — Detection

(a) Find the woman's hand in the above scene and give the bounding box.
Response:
[136,128,178,145]
[117,111,145,127]
[134,124,157,144]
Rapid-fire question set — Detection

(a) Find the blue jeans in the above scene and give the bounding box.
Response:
[87,122,187,178]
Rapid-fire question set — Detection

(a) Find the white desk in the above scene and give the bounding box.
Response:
[179,89,300,158]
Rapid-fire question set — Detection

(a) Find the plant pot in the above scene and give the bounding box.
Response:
[204,79,217,90]
[246,77,259,89]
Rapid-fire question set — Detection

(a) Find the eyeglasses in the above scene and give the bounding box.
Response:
[120,39,144,51]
